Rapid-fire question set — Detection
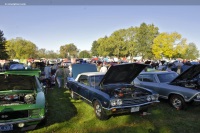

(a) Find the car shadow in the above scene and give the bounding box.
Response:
[35,87,78,130]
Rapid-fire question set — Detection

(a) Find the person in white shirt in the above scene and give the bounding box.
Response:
[100,63,108,73]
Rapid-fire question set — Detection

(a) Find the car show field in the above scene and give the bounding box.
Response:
[29,87,200,133]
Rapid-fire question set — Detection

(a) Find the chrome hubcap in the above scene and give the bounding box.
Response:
[172,98,182,109]
[95,104,101,116]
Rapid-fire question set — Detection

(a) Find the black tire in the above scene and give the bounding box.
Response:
[37,117,47,127]
[70,91,78,100]
[93,101,110,120]
[169,95,186,110]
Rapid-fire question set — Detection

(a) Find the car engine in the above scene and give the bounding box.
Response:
[102,86,150,98]
[174,78,200,90]
[0,94,35,105]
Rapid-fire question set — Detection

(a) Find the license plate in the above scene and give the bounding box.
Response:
[131,107,140,112]
[0,124,13,131]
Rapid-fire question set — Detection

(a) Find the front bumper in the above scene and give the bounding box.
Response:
[103,101,159,116]
[0,117,45,131]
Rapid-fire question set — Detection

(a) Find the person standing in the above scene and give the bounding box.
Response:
[55,65,64,88]
[63,65,70,88]
[100,62,108,73]
[44,64,51,79]
[43,64,52,89]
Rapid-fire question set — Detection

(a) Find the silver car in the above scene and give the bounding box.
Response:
[134,64,200,110]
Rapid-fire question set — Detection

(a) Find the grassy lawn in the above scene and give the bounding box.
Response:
[29,87,200,133]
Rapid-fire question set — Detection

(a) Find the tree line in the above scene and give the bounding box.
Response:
[0,22,199,60]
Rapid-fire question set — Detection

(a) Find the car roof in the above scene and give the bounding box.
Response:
[80,72,106,76]
[140,71,176,75]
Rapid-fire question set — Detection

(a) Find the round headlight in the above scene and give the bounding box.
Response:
[147,95,152,102]
[24,94,35,104]
[196,94,200,99]
[111,100,117,106]
[151,95,156,101]
[117,99,123,105]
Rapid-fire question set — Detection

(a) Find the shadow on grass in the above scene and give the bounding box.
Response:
[35,87,78,130]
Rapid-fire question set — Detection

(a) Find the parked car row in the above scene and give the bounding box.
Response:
[67,63,200,120]
[1,62,200,132]
[134,64,200,110]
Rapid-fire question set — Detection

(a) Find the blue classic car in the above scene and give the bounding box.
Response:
[67,63,159,120]
[134,64,200,110]
[0,69,46,131]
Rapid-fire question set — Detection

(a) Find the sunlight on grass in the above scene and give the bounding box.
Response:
[29,88,200,133]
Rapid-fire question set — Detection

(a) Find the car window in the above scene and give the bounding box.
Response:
[138,74,155,82]
[78,75,89,86]
[137,75,143,81]
[89,75,104,87]
[157,73,178,83]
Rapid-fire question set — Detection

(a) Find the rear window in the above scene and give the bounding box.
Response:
[137,74,156,82]
[157,73,178,83]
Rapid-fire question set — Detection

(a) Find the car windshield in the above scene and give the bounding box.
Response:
[157,73,178,83]
[89,75,104,87]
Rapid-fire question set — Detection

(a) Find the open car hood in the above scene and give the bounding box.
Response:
[0,74,36,91]
[170,64,200,83]
[2,69,41,77]
[0,70,39,91]
[100,63,147,85]
[72,64,97,79]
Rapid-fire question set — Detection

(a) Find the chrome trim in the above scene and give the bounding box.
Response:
[186,92,200,102]
[193,99,200,102]
[73,91,92,103]
[102,101,159,111]
[0,117,44,125]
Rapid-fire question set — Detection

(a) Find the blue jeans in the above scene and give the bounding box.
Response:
[56,77,62,88]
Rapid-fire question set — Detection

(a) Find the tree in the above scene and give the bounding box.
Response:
[124,27,138,60]
[6,37,38,59]
[79,50,91,58]
[182,43,199,60]
[46,50,59,59]
[110,29,126,58]
[152,32,187,59]
[135,23,159,59]
[0,30,8,59]
[36,48,47,58]
[97,36,114,57]
[59,43,78,58]
[91,41,99,57]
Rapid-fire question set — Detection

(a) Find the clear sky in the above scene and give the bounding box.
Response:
[0,6,200,52]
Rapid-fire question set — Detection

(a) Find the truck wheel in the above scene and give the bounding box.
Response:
[93,101,110,120]
[170,95,185,110]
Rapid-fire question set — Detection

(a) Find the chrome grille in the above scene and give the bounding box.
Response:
[122,96,148,105]
[0,110,28,120]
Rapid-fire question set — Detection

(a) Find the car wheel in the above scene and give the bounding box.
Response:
[37,116,47,127]
[93,101,110,120]
[70,91,78,100]
[170,95,186,110]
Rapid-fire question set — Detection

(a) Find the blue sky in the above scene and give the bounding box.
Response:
[0,6,200,52]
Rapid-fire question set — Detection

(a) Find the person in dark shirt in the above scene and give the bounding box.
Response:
[181,61,192,73]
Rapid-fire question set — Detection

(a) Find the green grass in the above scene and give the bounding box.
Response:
[29,87,200,133]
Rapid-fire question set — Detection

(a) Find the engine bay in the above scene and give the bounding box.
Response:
[172,76,200,90]
[101,85,150,98]
[0,93,35,105]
